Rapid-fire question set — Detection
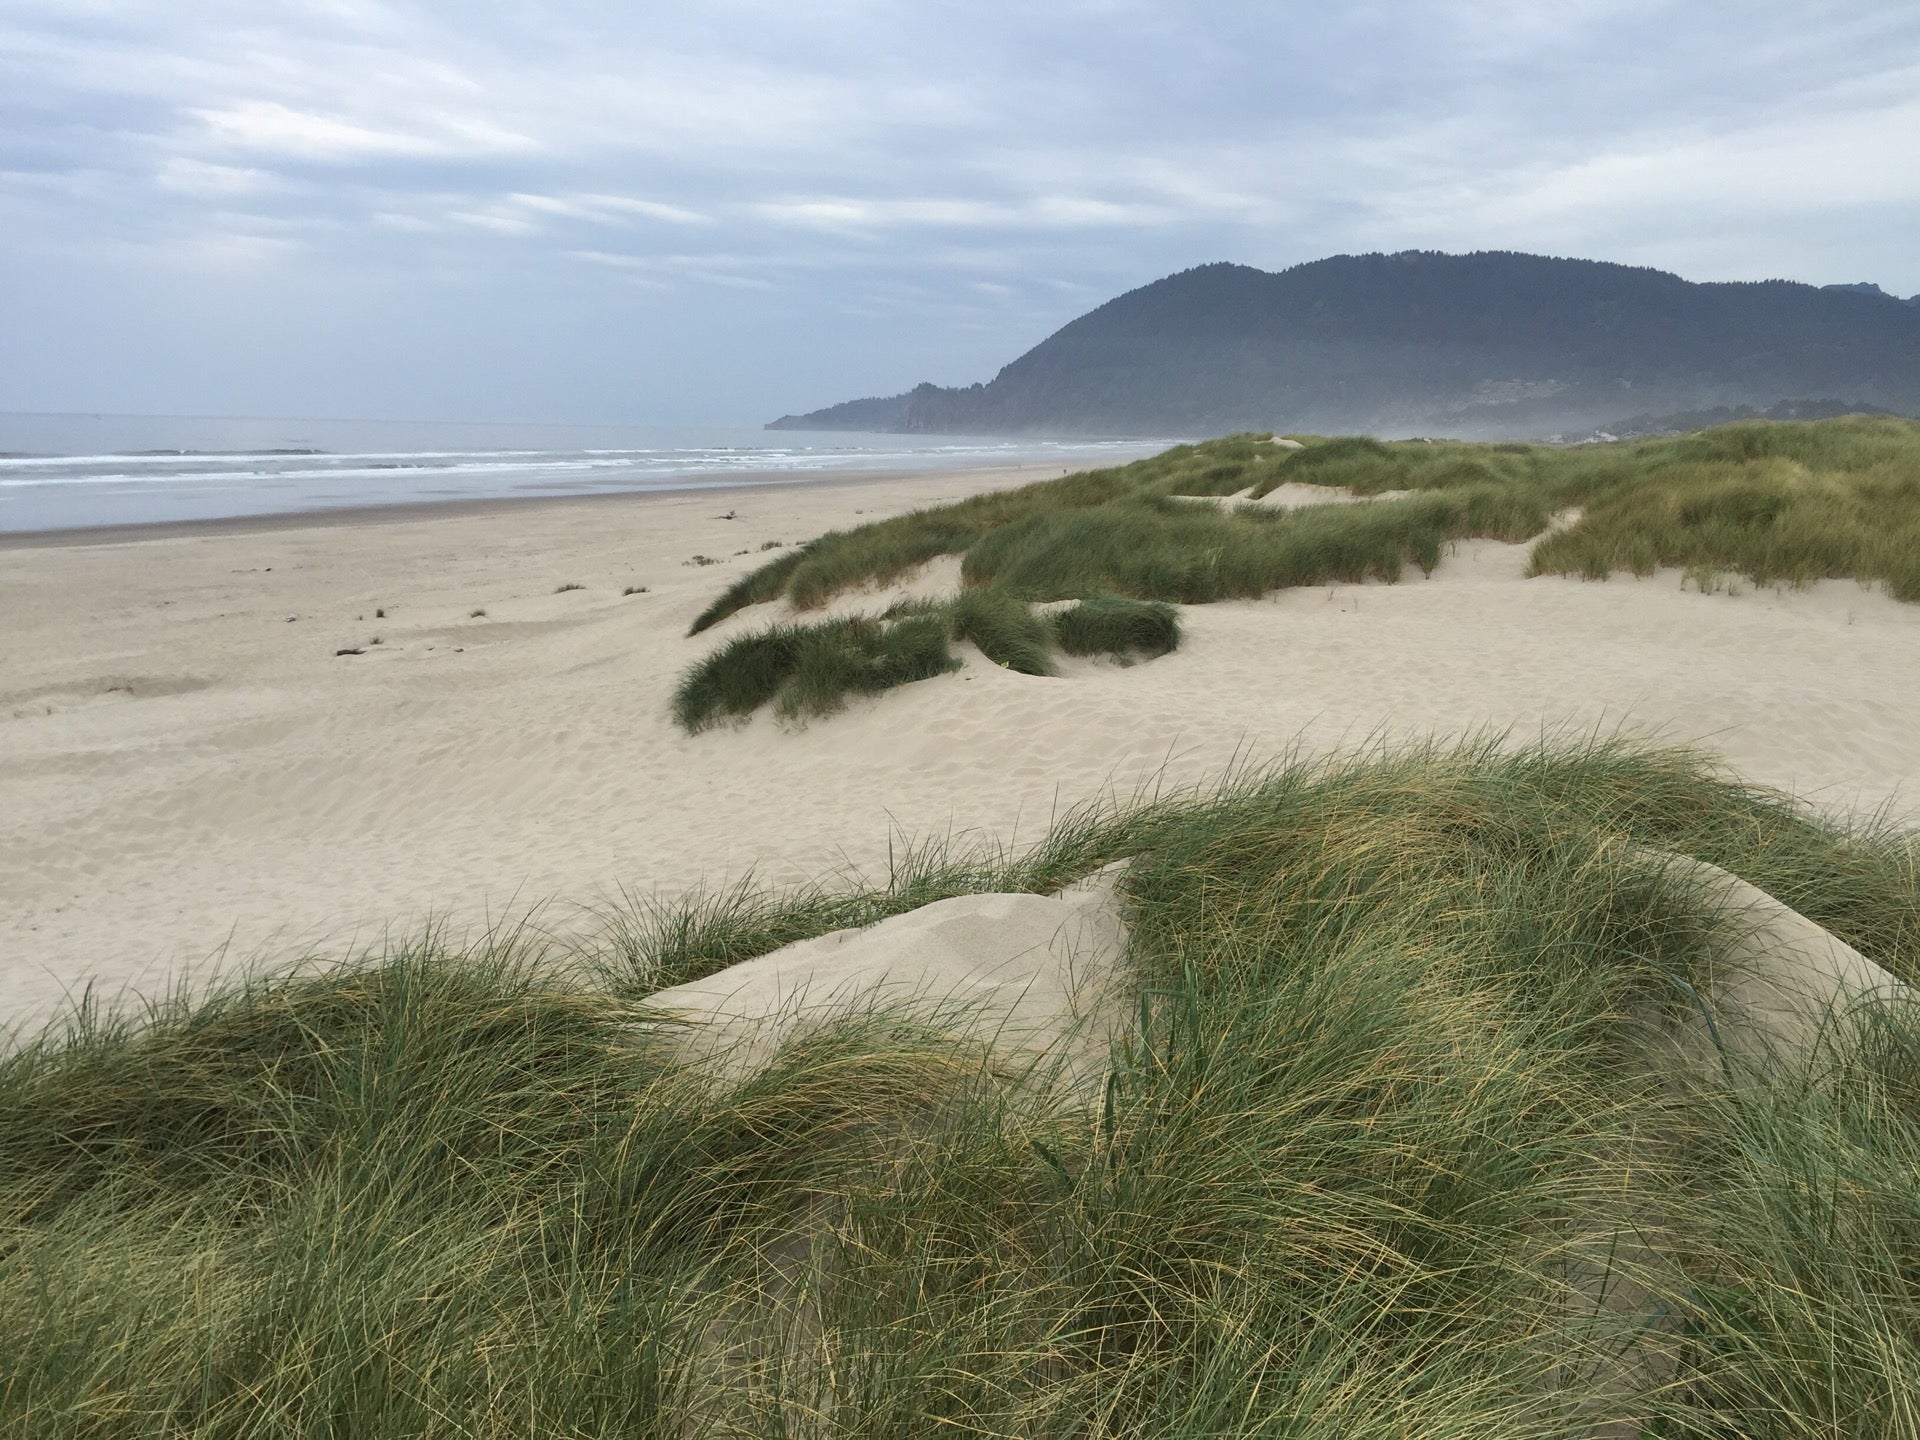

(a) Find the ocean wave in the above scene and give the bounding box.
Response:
[0,430,1171,532]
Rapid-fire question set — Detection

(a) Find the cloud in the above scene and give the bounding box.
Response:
[752,194,1173,233]
[569,249,777,290]
[2,0,1917,421]
[192,100,536,162]
[1355,67,1920,271]
[1520,97,1920,217]
[448,208,540,236]
[156,157,279,196]
[508,193,711,227]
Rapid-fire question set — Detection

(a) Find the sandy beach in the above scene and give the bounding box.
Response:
[5,463,1918,1034]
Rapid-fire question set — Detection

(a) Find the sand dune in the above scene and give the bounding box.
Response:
[1656,853,1910,1074]
[4,467,1918,1033]
[638,862,1130,1086]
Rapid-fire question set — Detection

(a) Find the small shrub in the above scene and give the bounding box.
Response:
[1052,595,1181,658]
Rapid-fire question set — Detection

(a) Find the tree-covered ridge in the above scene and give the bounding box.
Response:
[770,251,1920,439]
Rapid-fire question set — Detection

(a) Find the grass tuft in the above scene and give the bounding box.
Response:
[671,613,959,731]
[688,546,806,634]
[948,588,1056,675]
[1051,595,1181,658]
[770,612,956,722]
[673,587,1191,729]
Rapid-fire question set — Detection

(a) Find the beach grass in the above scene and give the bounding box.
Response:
[1253,418,1920,601]
[673,588,1196,729]
[669,414,1918,731]
[1051,594,1182,659]
[4,739,1919,1436]
[670,611,958,731]
[960,485,1544,601]
[1528,450,1920,599]
[688,546,807,634]
[947,587,1057,675]
[688,416,1920,632]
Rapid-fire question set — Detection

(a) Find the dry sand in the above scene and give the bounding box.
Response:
[638,862,1132,1088]
[1652,853,1910,1075]
[5,465,1919,1033]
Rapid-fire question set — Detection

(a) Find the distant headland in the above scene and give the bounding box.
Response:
[769,250,1920,440]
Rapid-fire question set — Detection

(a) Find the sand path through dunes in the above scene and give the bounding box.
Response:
[4,471,1919,1031]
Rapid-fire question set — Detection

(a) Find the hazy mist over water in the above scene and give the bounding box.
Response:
[0,413,1169,533]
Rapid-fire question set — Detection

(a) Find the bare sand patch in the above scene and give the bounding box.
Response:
[1654,854,1910,1075]
[638,863,1130,1088]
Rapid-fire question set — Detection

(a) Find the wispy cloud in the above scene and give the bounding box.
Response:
[156,156,281,196]
[192,100,537,162]
[513,193,711,226]
[752,194,1174,233]
[569,248,777,290]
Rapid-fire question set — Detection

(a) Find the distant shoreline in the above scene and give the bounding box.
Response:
[0,414,1167,540]
[0,459,1099,550]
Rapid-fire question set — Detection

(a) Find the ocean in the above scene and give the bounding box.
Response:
[0,414,1171,533]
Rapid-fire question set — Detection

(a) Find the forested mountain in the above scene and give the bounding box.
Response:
[768,251,1920,438]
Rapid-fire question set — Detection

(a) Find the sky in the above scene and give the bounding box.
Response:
[3,1,1918,426]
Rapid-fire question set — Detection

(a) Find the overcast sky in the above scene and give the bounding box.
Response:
[3,1,1917,425]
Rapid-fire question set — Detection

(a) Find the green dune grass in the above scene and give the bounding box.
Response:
[670,610,958,731]
[673,591,1187,730]
[4,739,1918,1436]
[691,415,1920,635]
[1051,595,1181,659]
[948,586,1057,675]
[673,415,1920,731]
